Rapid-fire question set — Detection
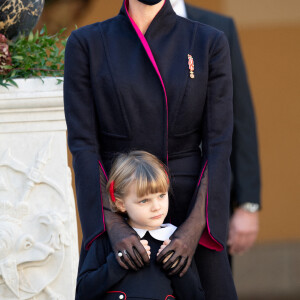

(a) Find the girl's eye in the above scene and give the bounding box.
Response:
[140,199,148,204]
[159,194,166,198]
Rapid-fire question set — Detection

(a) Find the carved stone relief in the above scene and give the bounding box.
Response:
[0,78,78,299]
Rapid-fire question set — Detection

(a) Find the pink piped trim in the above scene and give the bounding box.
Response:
[124,0,169,164]
[98,160,108,231]
[98,160,108,181]
[165,295,175,300]
[85,160,108,250]
[85,230,105,251]
[107,291,127,299]
[198,162,224,251]
[197,160,208,187]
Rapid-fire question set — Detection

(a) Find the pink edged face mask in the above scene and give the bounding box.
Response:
[138,0,163,5]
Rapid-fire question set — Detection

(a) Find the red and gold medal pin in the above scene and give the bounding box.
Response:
[187,54,195,79]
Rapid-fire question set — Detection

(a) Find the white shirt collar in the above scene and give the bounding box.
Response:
[170,0,187,18]
[133,223,177,241]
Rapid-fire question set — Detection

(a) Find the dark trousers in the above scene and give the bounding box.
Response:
[194,245,238,300]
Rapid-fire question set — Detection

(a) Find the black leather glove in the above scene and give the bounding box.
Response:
[100,170,150,270]
[157,168,208,277]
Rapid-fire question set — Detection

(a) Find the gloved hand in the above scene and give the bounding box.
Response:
[157,168,208,277]
[99,169,150,270]
[104,209,150,270]
[157,216,204,277]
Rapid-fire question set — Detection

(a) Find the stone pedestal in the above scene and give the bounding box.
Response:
[0,78,78,299]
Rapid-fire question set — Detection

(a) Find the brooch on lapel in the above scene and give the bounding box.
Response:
[188,54,195,79]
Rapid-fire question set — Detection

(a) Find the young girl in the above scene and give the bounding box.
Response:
[75,151,205,300]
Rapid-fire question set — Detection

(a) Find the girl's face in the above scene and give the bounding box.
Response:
[116,181,169,231]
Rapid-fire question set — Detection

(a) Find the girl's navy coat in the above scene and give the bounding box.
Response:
[64,0,233,252]
[76,232,205,299]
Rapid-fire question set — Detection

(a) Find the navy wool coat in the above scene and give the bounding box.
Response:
[64,0,233,251]
[76,232,204,300]
[185,4,261,208]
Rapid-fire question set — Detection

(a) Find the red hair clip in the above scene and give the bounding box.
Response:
[109,181,116,202]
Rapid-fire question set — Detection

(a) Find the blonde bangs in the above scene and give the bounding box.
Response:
[135,165,169,198]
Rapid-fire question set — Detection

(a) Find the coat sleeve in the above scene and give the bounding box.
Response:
[227,19,261,206]
[76,237,128,300]
[197,31,233,250]
[64,30,107,250]
[171,260,205,300]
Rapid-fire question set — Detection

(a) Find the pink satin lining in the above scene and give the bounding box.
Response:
[124,0,169,163]
[198,161,224,251]
[85,160,108,250]
[199,192,224,251]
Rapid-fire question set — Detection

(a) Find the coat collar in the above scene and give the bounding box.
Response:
[119,0,177,39]
[133,223,177,241]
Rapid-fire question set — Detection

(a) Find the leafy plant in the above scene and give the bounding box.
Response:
[0,25,67,88]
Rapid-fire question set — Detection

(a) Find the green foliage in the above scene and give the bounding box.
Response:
[0,25,68,88]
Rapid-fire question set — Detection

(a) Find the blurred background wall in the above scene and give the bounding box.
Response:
[37,0,300,299]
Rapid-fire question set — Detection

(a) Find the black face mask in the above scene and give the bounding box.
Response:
[137,0,163,5]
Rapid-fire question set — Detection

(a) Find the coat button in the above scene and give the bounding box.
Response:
[119,295,124,299]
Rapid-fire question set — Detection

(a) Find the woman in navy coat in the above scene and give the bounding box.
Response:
[64,0,237,298]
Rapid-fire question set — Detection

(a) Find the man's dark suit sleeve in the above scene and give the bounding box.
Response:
[76,237,128,299]
[64,31,106,249]
[227,19,261,206]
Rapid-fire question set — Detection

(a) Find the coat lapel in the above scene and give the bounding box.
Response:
[119,0,197,148]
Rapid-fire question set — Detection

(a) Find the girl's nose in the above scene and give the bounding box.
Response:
[151,199,161,211]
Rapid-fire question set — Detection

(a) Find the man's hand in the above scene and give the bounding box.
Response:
[227,207,259,255]
[104,210,150,270]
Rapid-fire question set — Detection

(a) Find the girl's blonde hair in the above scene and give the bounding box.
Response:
[106,151,169,213]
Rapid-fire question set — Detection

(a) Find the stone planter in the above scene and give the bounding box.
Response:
[0,77,78,299]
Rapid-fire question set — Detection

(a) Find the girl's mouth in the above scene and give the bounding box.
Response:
[151,214,163,219]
